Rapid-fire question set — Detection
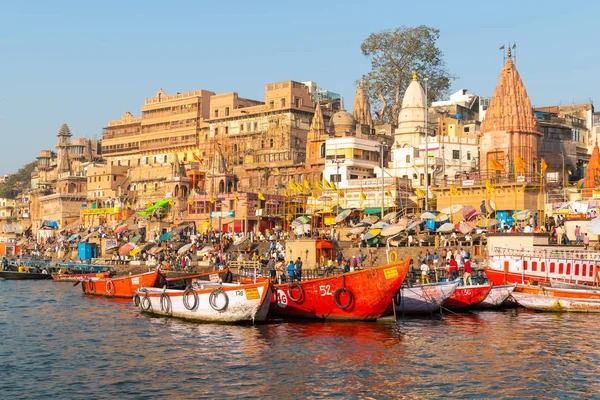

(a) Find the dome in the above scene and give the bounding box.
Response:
[397,72,426,132]
[329,107,356,136]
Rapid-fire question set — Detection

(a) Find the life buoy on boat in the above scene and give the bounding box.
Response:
[183,286,198,310]
[334,287,353,310]
[105,280,115,296]
[388,251,398,263]
[287,282,304,302]
[209,289,229,312]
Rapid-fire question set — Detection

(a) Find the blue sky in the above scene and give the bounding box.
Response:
[1,0,598,175]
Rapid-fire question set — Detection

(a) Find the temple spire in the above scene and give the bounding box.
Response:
[352,80,373,128]
[308,103,326,140]
[508,42,512,58]
[582,141,600,198]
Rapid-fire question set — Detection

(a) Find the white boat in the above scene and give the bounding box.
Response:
[395,280,459,315]
[475,284,516,308]
[512,292,600,313]
[549,279,600,291]
[134,280,272,324]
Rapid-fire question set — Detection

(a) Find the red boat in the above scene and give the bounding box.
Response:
[81,268,166,298]
[52,271,113,282]
[442,284,493,310]
[269,258,410,321]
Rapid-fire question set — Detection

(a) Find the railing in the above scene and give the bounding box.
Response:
[140,137,197,151]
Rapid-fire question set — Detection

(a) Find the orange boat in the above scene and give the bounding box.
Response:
[81,268,166,298]
[53,271,113,282]
[269,258,410,321]
[442,284,493,310]
[514,284,600,300]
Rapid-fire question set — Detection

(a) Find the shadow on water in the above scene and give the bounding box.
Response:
[1,281,600,399]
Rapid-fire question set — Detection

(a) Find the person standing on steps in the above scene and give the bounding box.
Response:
[294,257,303,281]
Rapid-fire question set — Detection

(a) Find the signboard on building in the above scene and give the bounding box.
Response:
[83,207,121,215]
[516,176,525,183]
[210,210,235,218]
[105,239,118,250]
[462,180,474,186]
[347,177,395,188]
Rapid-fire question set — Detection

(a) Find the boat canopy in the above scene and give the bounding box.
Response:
[363,207,387,215]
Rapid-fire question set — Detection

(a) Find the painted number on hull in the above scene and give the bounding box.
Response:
[319,285,333,297]
[276,289,288,308]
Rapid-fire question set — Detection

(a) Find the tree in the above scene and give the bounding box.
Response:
[0,161,37,199]
[360,25,453,125]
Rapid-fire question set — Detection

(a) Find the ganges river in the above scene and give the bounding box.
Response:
[1,281,599,399]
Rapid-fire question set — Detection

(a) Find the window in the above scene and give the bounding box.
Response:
[269,101,274,109]
[214,109,219,118]
[113,175,117,181]
[214,127,219,135]
[225,126,229,134]
[261,140,265,149]
[164,155,168,163]
[464,127,470,133]
[452,150,460,160]
[239,123,244,132]
[281,98,286,108]
[269,139,274,148]
[295,97,300,108]
[225,107,230,116]
[467,152,471,160]
[405,155,411,163]
[320,143,326,158]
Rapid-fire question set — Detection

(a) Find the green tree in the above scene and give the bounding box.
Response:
[360,25,453,125]
[0,161,37,198]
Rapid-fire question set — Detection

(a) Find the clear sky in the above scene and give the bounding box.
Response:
[1,0,598,175]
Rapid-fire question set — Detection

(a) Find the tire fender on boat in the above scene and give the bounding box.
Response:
[105,280,115,296]
[393,288,402,307]
[160,290,171,313]
[287,282,304,303]
[133,293,141,307]
[81,280,87,293]
[388,251,398,263]
[141,291,153,311]
[209,289,229,312]
[334,287,353,309]
[183,286,198,310]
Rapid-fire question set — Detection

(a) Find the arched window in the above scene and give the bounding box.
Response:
[227,181,233,193]
[219,180,225,193]
[320,143,326,158]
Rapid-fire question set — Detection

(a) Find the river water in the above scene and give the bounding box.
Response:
[1,281,599,399]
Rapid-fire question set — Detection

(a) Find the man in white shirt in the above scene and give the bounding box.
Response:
[420,262,430,284]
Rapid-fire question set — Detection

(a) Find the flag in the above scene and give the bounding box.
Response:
[512,43,516,50]
[499,45,505,50]
[289,181,296,190]
[303,179,312,190]
[541,158,548,173]
[323,179,332,189]
[188,199,194,206]
[311,191,317,199]
[449,185,459,196]
[294,182,303,192]
[258,192,265,201]
[360,190,366,201]
[515,156,526,173]
[209,196,215,204]
[315,181,323,190]
[386,189,393,197]
[485,181,495,193]
[489,159,504,171]
[414,187,425,197]
[337,189,345,198]
[330,181,337,190]
[193,153,203,164]
[233,194,239,202]
[283,189,289,197]
[168,199,175,206]
[593,190,600,198]
[146,201,152,209]
[126,201,132,209]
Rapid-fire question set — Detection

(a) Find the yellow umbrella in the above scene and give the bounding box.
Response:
[130,247,142,256]
[368,228,382,237]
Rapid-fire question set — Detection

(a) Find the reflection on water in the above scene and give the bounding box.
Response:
[1,281,599,399]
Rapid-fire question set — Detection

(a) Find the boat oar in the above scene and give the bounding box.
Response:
[73,280,81,287]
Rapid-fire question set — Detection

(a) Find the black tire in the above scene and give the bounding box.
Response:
[209,289,229,312]
[160,291,171,313]
[88,280,95,293]
[183,286,198,310]
[141,294,153,311]
[81,280,87,293]
[393,289,402,307]
[334,287,353,310]
[287,282,304,303]
[133,293,141,307]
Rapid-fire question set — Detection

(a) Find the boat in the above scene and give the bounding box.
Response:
[514,284,600,300]
[269,258,410,321]
[512,292,600,313]
[442,283,492,311]
[0,270,53,280]
[549,279,600,291]
[485,245,600,286]
[134,280,272,324]
[52,271,113,282]
[475,284,516,308]
[81,268,166,298]
[394,280,459,315]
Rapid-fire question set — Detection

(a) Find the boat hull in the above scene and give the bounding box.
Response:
[514,284,600,300]
[395,280,459,315]
[82,269,165,298]
[52,272,113,282]
[512,292,600,313]
[442,284,492,310]
[0,271,53,280]
[550,280,600,291]
[135,281,272,323]
[269,258,410,321]
[476,284,516,308]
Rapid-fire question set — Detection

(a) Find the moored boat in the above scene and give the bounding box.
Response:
[442,283,492,311]
[0,270,53,280]
[394,280,459,315]
[512,292,600,313]
[550,279,600,291]
[82,268,166,298]
[514,284,600,300]
[269,258,410,321]
[134,280,272,324]
[475,284,516,308]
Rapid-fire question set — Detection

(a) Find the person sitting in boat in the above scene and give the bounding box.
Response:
[1,257,8,271]
[224,268,233,283]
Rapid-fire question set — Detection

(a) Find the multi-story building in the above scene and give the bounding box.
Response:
[301,81,341,103]
[0,198,15,220]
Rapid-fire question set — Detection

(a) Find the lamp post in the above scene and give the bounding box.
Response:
[424,77,429,211]
[560,152,565,200]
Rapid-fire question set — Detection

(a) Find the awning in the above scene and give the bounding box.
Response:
[138,199,171,216]
[114,224,128,234]
[159,231,174,242]
[315,240,333,249]
[363,207,386,215]
[130,234,142,244]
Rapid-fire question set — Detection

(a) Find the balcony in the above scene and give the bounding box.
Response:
[140,137,197,151]
[101,146,140,155]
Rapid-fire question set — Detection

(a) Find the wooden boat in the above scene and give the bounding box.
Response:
[81,268,166,298]
[269,258,410,321]
[475,284,516,308]
[394,280,459,315]
[514,284,600,300]
[549,279,600,291]
[512,292,600,313]
[0,270,52,280]
[134,280,272,324]
[442,283,492,310]
[52,271,113,282]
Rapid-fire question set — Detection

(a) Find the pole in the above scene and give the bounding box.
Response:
[561,152,565,201]
[424,78,429,211]
[381,143,385,221]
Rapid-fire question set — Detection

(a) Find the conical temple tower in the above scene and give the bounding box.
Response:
[582,142,600,198]
[353,80,373,128]
[306,104,329,167]
[56,123,72,173]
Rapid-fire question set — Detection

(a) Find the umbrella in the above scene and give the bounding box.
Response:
[130,234,142,244]
[198,245,215,255]
[361,216,379,225]
[334,209,352,224]
[435,213,449,222]
[406,221,421,231]
[350,226,366,235]
[514,210,532,220]
[457,221,475,234]
[114,224,128,235]
[440,204,463,215]
[382,211,397,222]
[462,205,478,221]
[364,232,377,240]
[489,199,496,211]
[380,224,405,237]
[587,217,600,235]
[291,219,303,227]
[371,221,388,229]
[420,212,436,220]
[177,243,194,254]
[130,247,142,256]
[368,228,382,237]
[159,231,174,242]
[397,217,408,227]
[67,234,79,242]
[297,216,311,223]
[141,243,154,251]
[119,243,135,255]
[437,222,455,233]
[476,218,498,228]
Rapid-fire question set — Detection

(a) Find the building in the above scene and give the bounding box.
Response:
[301,81,340,103]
